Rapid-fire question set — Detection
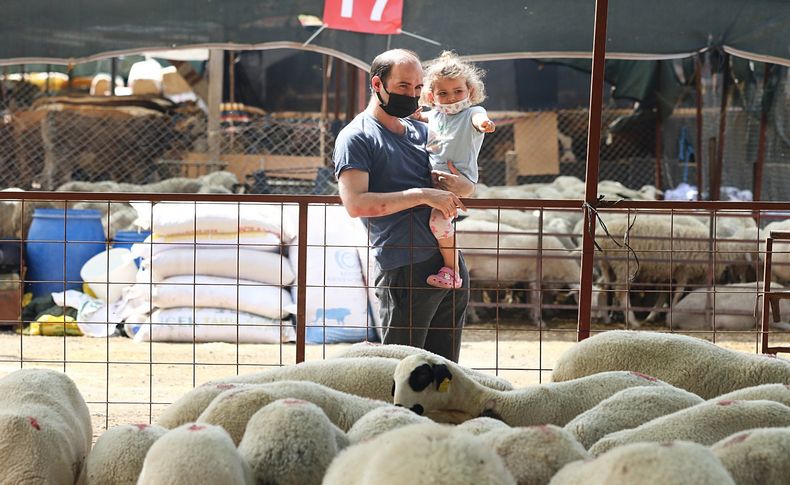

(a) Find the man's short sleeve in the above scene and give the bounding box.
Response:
[333,127,371,180]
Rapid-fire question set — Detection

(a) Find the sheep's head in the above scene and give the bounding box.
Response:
[392,355,455,416]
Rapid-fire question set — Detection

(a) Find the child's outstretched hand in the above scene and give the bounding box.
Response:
[478,119,496,133]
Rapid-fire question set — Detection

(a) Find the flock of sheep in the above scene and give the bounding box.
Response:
[462,176,790,330]
[4,330,790,484]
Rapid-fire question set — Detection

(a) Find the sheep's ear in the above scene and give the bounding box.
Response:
[432,364,452,392]
[408,364,435,392]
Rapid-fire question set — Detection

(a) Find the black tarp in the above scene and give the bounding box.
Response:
[2,1,788,67]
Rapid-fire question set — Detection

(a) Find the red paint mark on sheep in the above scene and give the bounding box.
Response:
[717,400,737,406]
[216,383,235,390]
[282,399,308,406]
[134,423,149,430]
[723,433,750,447]
[28,417,40,430]
[188,424,205,431]
[630,371,657,382]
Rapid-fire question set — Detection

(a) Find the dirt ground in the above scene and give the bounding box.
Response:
[0,321,782,442]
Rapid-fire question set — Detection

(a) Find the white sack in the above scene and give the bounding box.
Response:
[145,247,294,285]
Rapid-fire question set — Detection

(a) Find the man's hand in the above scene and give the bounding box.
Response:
[432,161,474,197]
[421,187,466,219]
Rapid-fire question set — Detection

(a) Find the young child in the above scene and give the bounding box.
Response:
[418,51,495,289]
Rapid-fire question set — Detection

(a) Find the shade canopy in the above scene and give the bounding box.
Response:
[2,0,788,68]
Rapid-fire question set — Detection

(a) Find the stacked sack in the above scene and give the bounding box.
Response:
[128,202,296,343]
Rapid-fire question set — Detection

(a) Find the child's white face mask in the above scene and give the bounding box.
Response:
[433,98,472,115]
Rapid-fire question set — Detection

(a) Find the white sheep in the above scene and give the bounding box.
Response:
[709,383,790,407]
[563,385,704,449]
[711,427,790,485]
[238,399,348,485]
[196,380,390,444]
[478,424,590,485]
[548,441,735,485]
[392,353,666,426]
[78,423,167,485]
[331,343,514,391]
[669,282,790,330]
[157,357,402,428]
[454,416,511,435]
[589,399,790,456]
[455,218,581,325]
[346,405,431,444]
[136,422,254,485]
[552,330,790,399]
[323,422,517,485]
[0,369,92,485]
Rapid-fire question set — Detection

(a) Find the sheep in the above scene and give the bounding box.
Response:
[238,399,348,485]
[157,357,401,429]
[392,353,666,426]
[136,422,254,485]
[548,441,735,485]
[0,369,92,485]
[346,405,432,443]
[455,218,581,325]
[669,282,790,330]
[711,427,790,485]
[323,422,517,485]
[551,330,790,399]
[589,399,790,456]
[455,416,511,435]
[464,208,577,250]
[478,424,590,485]
[78,423,167,485]
[709,383,790,407]
[563,385,704,449]
[196,380,390,444]
[590,215,753,326]
[331,343,514,391]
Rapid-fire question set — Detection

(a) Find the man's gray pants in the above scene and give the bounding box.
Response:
[374,252,470,362]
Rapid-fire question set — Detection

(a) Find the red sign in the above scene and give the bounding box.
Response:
[323,0,404,35]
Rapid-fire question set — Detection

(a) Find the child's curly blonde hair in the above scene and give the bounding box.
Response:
[420,51,487,106]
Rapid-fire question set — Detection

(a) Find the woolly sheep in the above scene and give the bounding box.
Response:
[479,424,590,485]
[158,357,401,428]
[591,216,752,326]
[136,423,253,485]
[78,423,167,485]
[563,385,704,449]
[548,441,735,485]
[238,399,348,485]
[0,369,92,485]
[455,218,581,325]
[196,380,389,444]
[552,330,790,399]
[709,383,790,407]
[589,399,790,455]
[455,416,511,435]
[346,405,431,444]
[669,282,790,330]
[331,342,514,391]
[392,353,666,426]
[323,422,517,485]
[711,427,790,485]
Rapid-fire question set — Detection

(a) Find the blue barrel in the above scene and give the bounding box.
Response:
[25,208,106,297]
[112,230,151,267]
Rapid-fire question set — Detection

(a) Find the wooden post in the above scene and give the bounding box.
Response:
[695,55,704,200]
[712,54,731,201]
[752,63,772,201]
[504,150,519,186]
[207,49,224,164]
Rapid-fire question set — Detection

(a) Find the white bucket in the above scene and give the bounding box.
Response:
[80,248,138,303]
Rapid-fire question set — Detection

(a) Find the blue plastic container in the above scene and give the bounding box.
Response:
[25,208,106,297]
[112,230,151,267]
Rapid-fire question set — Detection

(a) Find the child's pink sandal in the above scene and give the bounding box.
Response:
[427,266,463,289]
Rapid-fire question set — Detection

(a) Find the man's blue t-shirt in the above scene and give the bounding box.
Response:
[333,112,438,271]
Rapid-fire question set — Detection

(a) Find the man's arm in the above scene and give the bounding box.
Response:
[338,168,465,219]
[432,161,475,197]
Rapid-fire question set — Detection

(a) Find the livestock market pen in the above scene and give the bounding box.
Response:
[1,191,789,440]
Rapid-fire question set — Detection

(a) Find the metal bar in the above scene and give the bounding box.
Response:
[695,55,704,200]
[752,63,771,202]
[655,115,663,195]
[110,57,117,96]
[295,201,309,363]
[577,0,610,341]
[713,54,731,201]
[762,237,773,353]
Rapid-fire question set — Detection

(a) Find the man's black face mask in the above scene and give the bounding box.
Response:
[376,84,419,119]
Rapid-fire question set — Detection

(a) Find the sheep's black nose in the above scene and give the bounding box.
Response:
[410,404,424,415]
